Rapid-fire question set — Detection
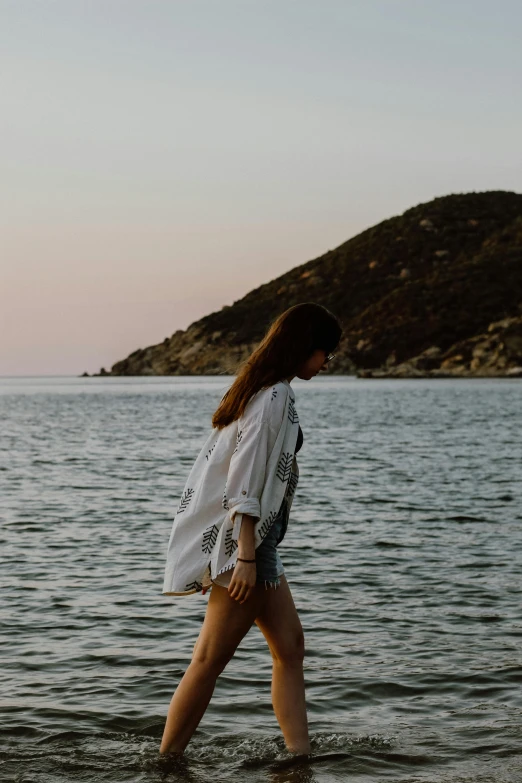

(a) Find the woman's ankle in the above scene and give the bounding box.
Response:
[286,742,311,756]
[158,747,186,762]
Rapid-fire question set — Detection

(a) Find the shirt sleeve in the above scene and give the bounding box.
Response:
[226,413,271,538]
[225,385,288,541]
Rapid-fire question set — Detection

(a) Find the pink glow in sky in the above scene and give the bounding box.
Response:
[2,1,521,375]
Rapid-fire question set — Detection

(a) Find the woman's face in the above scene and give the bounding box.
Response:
[296,348,331,380]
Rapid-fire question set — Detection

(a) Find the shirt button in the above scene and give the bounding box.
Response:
[241,490,247,495]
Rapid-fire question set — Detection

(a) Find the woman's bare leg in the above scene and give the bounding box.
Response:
[254,574,310,755]
[160,582,267,754]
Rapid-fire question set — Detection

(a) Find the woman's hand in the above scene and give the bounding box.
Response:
[228,559,256,604]
[227,513,257,603]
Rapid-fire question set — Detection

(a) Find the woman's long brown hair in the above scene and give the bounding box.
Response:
[211,302,343,429]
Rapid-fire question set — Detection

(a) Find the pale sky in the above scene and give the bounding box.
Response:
[1,0,521,375]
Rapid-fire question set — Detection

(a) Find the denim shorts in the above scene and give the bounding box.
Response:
[212,500,288,590]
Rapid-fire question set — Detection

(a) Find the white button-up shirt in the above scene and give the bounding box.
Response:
[163,379,300,595]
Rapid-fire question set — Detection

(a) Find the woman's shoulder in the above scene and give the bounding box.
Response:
[254,379,292,408]
[272,379,294,398]
[243,380,292,428]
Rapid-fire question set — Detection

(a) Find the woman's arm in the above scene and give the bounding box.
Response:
[228,513,256,603]
[238,513,256,560]
[222,388,288,602]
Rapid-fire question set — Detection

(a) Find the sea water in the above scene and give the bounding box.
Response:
[1,375,521,782]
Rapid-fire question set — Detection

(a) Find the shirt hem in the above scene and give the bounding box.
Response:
[163,589,198,596]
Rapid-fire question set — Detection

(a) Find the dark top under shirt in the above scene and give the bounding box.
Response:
[295,424,303,455]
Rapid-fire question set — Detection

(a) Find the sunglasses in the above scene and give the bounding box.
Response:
[324,352,335,363]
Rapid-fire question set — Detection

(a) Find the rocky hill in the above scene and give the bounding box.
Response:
[90,191,522,378]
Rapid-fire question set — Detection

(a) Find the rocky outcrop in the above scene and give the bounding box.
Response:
[359,316,522,378]
[109,324,262,377]
[89,191,522,378]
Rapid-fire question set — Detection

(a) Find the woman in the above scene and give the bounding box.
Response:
[160,302,343,757]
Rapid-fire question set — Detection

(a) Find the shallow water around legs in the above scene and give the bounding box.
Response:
[1,375,521,782]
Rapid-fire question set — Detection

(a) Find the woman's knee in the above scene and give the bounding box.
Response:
[191,644,235,676]
[271,629,305,666]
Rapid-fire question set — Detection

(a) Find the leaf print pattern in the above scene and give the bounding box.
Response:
[258,509,278,540]
[176,488,194,515]
[286,469,299,499]
[271,387,278,400]
[276,452,293,482]
[288,398,299,424]
[184,579,203,592]
[205,443,216,461]
[224,526,238,557]
[202,524,219,553]
[232,429,243,455]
